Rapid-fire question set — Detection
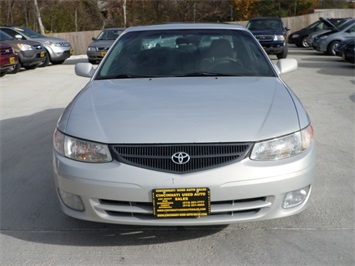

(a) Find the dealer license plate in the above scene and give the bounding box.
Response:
[152,187,210,218]
[40,51,45,57]
[9,57,16,64]
[100,51,107,57]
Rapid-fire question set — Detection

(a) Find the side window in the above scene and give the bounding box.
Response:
[2,29,24,40]
[347,25,355,33]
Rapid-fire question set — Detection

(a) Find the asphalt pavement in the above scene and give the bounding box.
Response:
[0,47,354,265]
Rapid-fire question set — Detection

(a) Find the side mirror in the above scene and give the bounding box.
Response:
[75,63,96,78]
[92,37,97,41]
[274,58,298,74]
[15,34,23,40]
[285,27,290,31]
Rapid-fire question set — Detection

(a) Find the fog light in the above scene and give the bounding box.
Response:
[58,189,84,211]
[282,186,311,209]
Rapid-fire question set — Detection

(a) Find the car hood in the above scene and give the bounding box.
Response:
[31,37,70,44]
[309,29,331,38]
[59,77,300,143]
[319,17,339,31]
[88,40,115,48]
[1,39,41,46]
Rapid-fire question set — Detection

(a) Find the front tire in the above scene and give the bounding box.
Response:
[276,46,288,59]
[24,65,38,70]
[39,54,50,67]
[301,37,310,48]
[51,60,65,65]
[7,62,21,74]
[327,41,340,56]
[88,59,98,64]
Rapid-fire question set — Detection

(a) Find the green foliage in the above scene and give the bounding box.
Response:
[0,0,351,33]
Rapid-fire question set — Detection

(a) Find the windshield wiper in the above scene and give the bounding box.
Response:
[178,72,240,77]
[97,74,160,80]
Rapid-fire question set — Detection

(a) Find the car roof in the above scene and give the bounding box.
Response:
[124,23,246,33]
[103,28,126,31]
[248,17,282,21]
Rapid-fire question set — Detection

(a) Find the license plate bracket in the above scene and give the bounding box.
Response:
[152,187,210,218]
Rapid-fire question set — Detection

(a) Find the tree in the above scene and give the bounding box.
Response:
[231,0,256,20]
[0,0,352,32]
[33,0,45,34]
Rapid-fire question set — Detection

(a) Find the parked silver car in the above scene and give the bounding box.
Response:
[53,23,315,226]
[0,26,72,65]
[313,19,355,55]
[87,28,125,64]
[306,18,351,48]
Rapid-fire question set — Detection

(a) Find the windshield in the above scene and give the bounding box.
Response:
[307,21,321,30]
[96,29,124,40]
[246,19,283,31]
[14,27,43,38]
[0,31,13,41]
[338,20,355,31]
[96,29,275,79]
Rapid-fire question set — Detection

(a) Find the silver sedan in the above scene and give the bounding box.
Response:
[53,23,315,226]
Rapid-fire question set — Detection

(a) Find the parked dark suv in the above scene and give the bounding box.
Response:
[0,43,18,77]
[0,26,72,65]
[0,30,46,73]
[247,17,289,59]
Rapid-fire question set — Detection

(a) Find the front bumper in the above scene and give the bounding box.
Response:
[19,50,46,67]
[53,145,315,226]
[87,50,108,61]
[47,46,73,62]
[316,40,329,53]
[259,41,286,55]
[0,54,18,70]
[288,35,299,45]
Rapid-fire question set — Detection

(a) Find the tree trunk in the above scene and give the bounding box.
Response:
[123,0,127,28]
[34,0,45,34]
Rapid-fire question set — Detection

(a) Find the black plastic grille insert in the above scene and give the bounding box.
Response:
[110,142,252,174]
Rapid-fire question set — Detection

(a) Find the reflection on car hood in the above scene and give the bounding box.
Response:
[88,40,115,48]
[32,37,69,43]
[60,77,300,143]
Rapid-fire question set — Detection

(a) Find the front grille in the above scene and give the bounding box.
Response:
[57,42,70,47]
[0,46,13,55]
[110,143,253,173]
[96,196,272,220]
[97,47,110,51]
[33,45,43,50]
[255,35,274,41]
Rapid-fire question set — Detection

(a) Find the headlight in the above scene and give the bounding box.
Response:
[274,35,285,41]
[45,41,61,47]
[53,129,112,163]
[87,47,96,51]
[17,43,33,51]
[320,35,328,40]
[250,124,314,161]
[291,34,299,38]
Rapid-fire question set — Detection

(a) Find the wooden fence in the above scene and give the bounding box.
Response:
[47,9,354,55]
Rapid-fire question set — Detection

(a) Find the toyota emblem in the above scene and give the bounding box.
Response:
[171,152,190,165]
